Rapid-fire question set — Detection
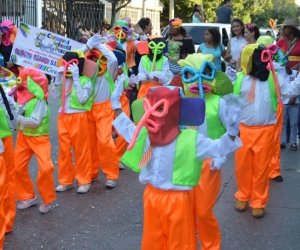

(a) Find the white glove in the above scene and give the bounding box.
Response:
[149,72,161,81]
[145,73,153,80]
[16,104,26,115]
[110,73,127,110]
[210,157,226,171]
[225,67,237,82]
[223,93,243,136]
[86,34,103,50]
[54,66,64,85]
[128,74,139,86]
[68,63,80,82]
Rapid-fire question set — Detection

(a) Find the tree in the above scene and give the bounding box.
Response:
[159,0,273,25]
[252,0,300,28]
[106,0,132,25]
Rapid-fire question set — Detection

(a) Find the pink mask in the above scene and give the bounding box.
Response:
[0,20,14,46]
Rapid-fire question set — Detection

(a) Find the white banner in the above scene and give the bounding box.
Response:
[10,23,83,76]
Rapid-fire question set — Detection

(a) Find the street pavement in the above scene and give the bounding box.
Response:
[3,98,300,250]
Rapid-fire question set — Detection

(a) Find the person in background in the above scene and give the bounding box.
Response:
[192,4,205,23]
[215,0,234,24]
[224,18,246,69]
[266,30,272,36]
[197,27,225,71]
[165,18,195,75]
[235,23,260,71]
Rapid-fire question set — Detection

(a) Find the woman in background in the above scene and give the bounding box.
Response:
[224,18,246,69]
[197,27,225,71]
[192,4,205,23]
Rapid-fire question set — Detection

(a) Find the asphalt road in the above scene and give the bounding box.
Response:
[4,98,300,250]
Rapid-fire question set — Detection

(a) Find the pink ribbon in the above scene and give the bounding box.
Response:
[261,49,282,105]
[127,98,169,150]
[61,59,79,115]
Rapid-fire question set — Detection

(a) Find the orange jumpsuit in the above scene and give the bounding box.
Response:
[0,154,6,249]
[269,103,283,179]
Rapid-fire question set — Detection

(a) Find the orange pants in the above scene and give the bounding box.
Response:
[57,113,92,185]
[15,131,56,204]
[88,100,119,180]
[2,136,16,233]
[142,184,197,250]
[269,103,283,179]
[137,82,161,99]
[190,159,221,250]
[235,123,275,208]
[115,94,130,161]
[0,155,6,249]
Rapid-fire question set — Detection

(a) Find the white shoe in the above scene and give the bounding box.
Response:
[17,196,38,209]
[118,162,125,170]
[106,180,117,188]
[39,203,51,214]
[55,184,73,192]
[77,184,91,194]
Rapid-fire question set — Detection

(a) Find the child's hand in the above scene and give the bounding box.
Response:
[114,67,124,82]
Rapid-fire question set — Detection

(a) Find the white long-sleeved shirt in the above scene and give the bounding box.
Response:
[280,70,299,104]
[18,100,48,130]
[112,112,242,191]
[93,44,118,103]
[51,76,93,114]
[235,74,300,126]
[0,94,18,131]
[137,56,173,85]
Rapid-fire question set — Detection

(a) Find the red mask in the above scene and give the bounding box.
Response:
[145,87,181,146]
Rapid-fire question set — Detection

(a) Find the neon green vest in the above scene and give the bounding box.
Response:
[121,127,202,187]
[205,95,226,139]
[103,70,115,95]
[141,55,165,72]
[233,72,278,111]
[23,98,50,136]
[0,106,12,138]
[69,76,94,111]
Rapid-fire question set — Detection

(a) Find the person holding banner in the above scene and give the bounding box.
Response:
[53,50,97,194]
[13,68,56,214]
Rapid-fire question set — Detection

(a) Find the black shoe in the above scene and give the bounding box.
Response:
[272,175,283,182]
[280,143,286,149]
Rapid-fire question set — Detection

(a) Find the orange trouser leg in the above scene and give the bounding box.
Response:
[87,115,100,179]
[57,113,92,185]
[142,184,197,250]
[2,136,16,233]
[235,124,275,208]
[191,159,221,250]
[15,132,56,204]
[115,94,130,161]
[269,103,283,179]
[0,155,6,249]
[89,100,119,180]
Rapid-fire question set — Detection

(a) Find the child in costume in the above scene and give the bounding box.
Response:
[0,139,6,248]
[11,68,55,214]
[0,67,18,232]
[82,35,122,188]
[132,36,173,99]
[110,69,242,249]
[233,43,300,218]
[176,53,233,250]
[53,50,97,194]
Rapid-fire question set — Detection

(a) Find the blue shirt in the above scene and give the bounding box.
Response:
[199,43,225,71]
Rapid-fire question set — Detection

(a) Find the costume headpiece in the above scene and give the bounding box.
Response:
[170,18,182,29]
[12,68,49,104]
[0,20,14,46]
[129,86,205,152]
[0,66,17,95]
[178,53,216,98]
[245,23,257,31]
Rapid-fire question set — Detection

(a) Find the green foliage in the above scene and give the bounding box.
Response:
[159,0,273,25]
[252,0,300,28]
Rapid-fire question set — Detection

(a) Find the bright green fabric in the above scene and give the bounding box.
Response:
[0,107,12,138]
[141,55,165,73]
[23,98,50,136]
[104,70,115,95]
[172,129,201,186]
[121,127,148,173]
[69,75,94,111]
